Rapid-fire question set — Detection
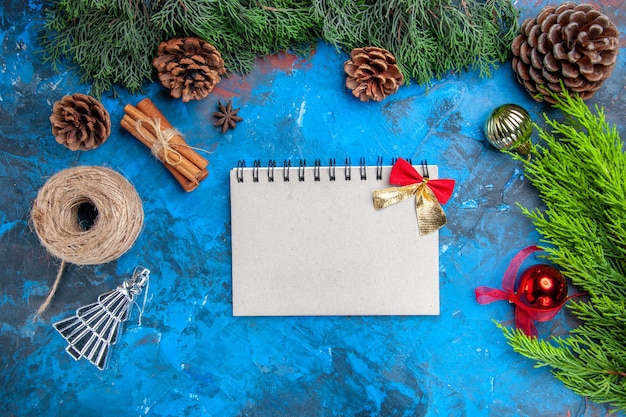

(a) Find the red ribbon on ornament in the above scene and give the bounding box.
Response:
[475,245,581,337]
[389,158,455,204]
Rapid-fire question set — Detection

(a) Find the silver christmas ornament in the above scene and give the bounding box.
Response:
[484,104,532,155]
[53,266,150,370]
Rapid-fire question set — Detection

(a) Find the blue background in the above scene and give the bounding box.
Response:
[1,1,625,416]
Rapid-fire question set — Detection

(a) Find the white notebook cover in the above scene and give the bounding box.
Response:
[230,161,440,316]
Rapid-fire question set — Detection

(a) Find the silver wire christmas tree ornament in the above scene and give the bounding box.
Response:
[53,266,150,370]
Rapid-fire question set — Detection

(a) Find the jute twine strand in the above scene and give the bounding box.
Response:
[135,117,184,166]
[31,166,144,318]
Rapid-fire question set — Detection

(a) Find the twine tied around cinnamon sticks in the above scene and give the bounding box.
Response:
[135,117,184,166]
[121,98,209,192]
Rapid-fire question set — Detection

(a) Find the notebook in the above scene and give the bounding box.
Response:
[230,158,440,317]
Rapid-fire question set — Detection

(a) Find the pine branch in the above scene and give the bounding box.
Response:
[505,89,626,410]
[41,0,518,95]
[40,0,161,96]
[151,0,321,75]
[498,324,626,410]
[315,0,520,84]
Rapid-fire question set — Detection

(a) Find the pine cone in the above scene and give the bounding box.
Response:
[511,2,619,103]
[344,46,404,102]
[153,37,226,102]
[50,93,111,151]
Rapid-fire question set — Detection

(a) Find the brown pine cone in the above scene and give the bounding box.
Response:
[511,2,619,103]
[153,37,226,102]
[344,46,404,102]
[50,93,111,151]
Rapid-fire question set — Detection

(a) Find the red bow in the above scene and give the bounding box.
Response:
[373,158,455,236]
[389,158,455,204]
[475,246,579,337]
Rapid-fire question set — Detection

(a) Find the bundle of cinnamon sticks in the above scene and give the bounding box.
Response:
[121,98,209,192]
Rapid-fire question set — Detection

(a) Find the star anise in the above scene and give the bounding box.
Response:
[213,99,243,133]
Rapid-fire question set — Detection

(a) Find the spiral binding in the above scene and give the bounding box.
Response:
[236,157,414,183]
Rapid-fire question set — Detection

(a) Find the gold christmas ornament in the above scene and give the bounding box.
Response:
[484,104,533,155]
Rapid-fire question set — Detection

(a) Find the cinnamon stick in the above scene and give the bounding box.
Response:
[122,104,147,124]
[120,115,199,192]
[136,98,209,170]
[123,103,208,179]
[121,99,210,192]
[121,114,202,181]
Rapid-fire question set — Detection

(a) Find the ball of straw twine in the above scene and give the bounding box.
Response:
[31,166,144,318]
[31,166,144,265]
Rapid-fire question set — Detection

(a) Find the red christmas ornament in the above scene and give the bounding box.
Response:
[517,264,567,310]
[475,246,581,337]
